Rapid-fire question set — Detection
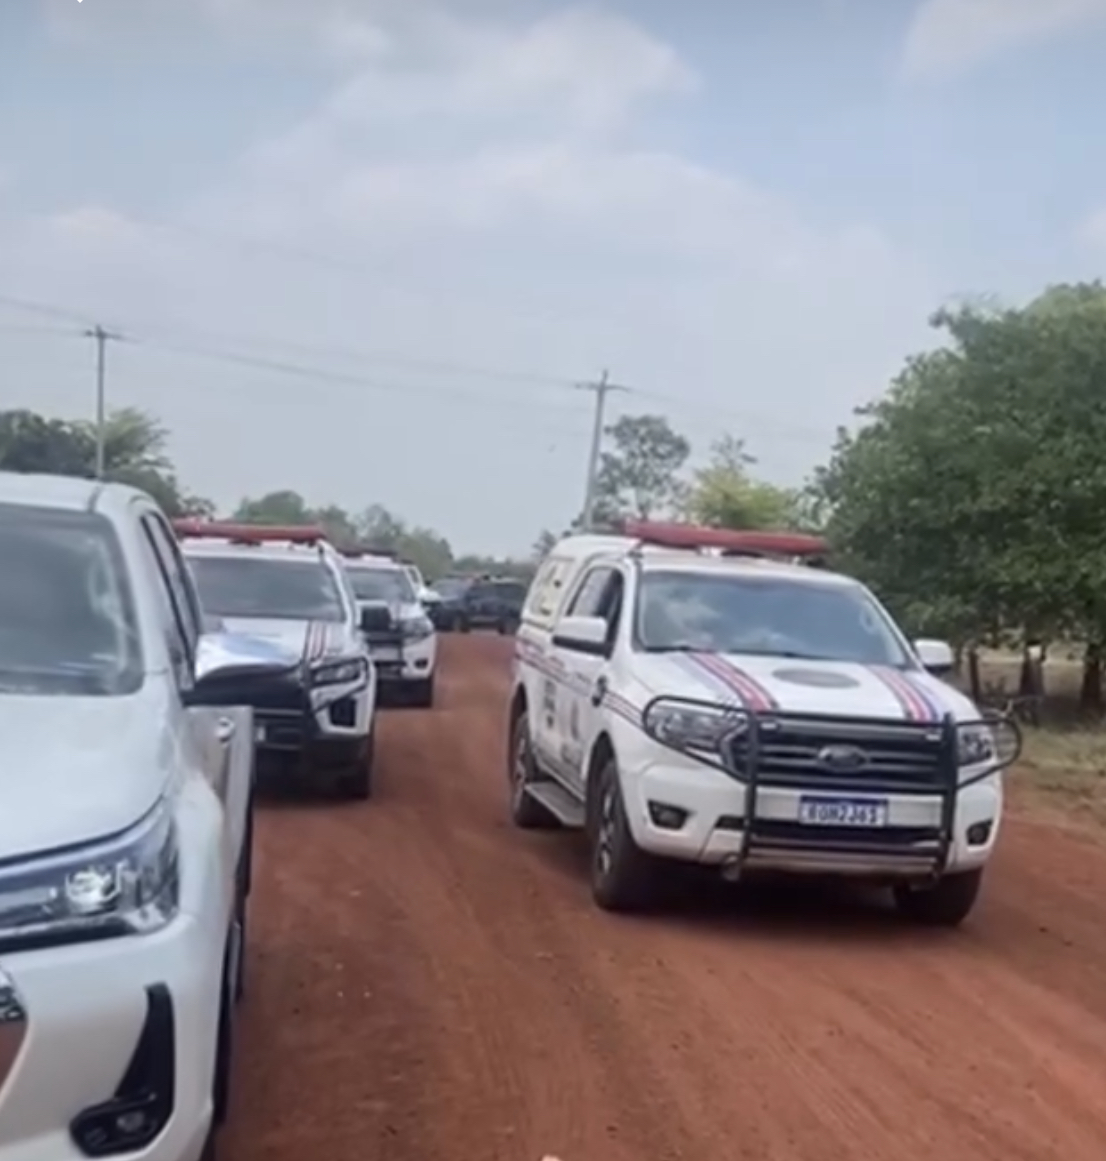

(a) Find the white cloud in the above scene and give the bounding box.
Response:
[901,0,1106,82]
[10,2,934,552]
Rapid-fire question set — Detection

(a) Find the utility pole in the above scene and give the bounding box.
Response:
[84,325,122,479]
[577,369,629,532]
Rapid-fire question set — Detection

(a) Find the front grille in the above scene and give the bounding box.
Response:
[247,674,308,714]
[749,819,942,849]
[727,715,950,792]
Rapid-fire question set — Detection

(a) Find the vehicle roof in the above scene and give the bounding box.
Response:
[343,555,405,571]
[548,533,854,588]
[0,471,146,514]
[179,538,336,565]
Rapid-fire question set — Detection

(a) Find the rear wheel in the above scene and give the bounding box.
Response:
[893,868,983,927]
[458,616,471,633]
[588,757,657,912]
[508,710,558,829]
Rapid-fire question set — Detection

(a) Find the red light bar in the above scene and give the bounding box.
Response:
[621,520,828,558]
[171,519,327,546]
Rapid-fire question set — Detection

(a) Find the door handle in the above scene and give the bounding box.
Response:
[215,716,236,744]
[591,675,608,707]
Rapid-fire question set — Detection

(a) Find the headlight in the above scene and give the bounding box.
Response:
[402,615,434,640]
[642,697,748,753]
[959,716,1021,774]
[957,723,996,768]
[311,658,366,687]
[0,800,179,951]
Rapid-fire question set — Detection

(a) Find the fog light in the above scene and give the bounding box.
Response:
[966,820,993,846]
[647,802,688,829]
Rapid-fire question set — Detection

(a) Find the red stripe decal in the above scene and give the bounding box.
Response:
[870,666,930,721]
[692,653,776,711]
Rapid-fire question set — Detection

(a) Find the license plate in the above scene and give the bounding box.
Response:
[372,648,401,663]
[798,796,888,827]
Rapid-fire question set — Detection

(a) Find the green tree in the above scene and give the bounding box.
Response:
[685,434,800,530]
[813,282,1106,709]
[592,413,691,524]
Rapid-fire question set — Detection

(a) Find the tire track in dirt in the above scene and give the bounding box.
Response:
[225,634,1106,1161]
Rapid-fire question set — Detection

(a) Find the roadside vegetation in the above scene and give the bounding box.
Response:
[8,280,1106,823]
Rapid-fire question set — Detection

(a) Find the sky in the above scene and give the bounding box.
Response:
[2,0,1106,555]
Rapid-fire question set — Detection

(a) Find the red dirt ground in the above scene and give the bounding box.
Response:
[222,634,1106,1161]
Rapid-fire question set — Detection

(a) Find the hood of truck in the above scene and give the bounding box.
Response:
[220,616,350,663]
[631,652,976,724]
[0,682,173,861]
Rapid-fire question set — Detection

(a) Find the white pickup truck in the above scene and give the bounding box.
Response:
[0,473,299,1161]
[509,521,1020,926]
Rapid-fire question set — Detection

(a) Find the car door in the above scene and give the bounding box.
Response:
[136,505,251,876]
[552,564,623,791]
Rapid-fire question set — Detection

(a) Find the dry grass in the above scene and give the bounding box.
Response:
[971,652,1106,829]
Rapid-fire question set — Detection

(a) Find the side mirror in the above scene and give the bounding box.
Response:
[914,638,955,676]
[360,604,393,634]
[185,631,299,707]
[552,614,609,656]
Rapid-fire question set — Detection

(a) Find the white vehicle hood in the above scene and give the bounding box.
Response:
[631,652,976,724]
[0,686,171,861]
[220,616,351,663]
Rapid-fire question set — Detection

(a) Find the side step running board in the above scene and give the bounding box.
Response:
[527,782,586,828]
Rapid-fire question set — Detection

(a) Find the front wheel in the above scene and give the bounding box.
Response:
[893,868,983,927]
[588,757,657,912]
[336,733,374,800]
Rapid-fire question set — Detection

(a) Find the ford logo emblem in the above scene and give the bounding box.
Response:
[817,744,868,772]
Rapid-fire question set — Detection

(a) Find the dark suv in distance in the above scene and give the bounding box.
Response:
[427,575,472,631]
[457,577,527,634]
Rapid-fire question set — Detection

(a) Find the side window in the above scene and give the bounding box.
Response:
[138,510,200,678]
[526,555,572,621]
[566,566,617,618]
[596,572,625,645]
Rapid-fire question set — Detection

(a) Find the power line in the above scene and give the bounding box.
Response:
[578,370,630,531]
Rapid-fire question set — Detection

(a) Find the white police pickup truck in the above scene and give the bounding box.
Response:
[339,549,438,707]
[175,522,378,799]
[508,521,1020,926]
[0,472,299,1161]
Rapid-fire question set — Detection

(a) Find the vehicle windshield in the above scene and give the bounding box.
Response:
[434,578,469,599]
[348,566,416,604]
[635,570,910,667]
[189,555,346,622]
[472,580,526,602]
[0,505,143,696]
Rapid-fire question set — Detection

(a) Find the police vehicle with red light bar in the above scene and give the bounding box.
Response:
[0,472,295,1161]
[508,521,1020,925]
[174,520,378,799]
[337,548,437,707]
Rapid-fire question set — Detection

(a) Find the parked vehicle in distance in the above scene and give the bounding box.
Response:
[176,521,378,799]
[427,575,472,631]
[0,472,294,1161]
[458,576,527,634]
[507,520,1021,926]
[340,548,438,707]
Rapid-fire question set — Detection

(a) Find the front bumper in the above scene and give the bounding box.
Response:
[367,633,437,685]
[617,712,1005,881]
[0,913,222,1161]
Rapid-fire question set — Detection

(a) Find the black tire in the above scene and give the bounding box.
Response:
[336,733,373,800]
[410,677,435,708]
[893,868,983,927]
[212,927,238,1126]
[588,757,657,912]
[508,710,558,829]
[458,617,471,633]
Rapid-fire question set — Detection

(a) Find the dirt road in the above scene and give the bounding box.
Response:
[223,635,1106,1161]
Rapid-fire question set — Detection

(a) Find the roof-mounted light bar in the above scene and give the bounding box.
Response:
[336,543,398,560]
[620,520,828,559]
[171,519,328,546]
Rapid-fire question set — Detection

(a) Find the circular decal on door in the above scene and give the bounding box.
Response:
[772,667,859,689]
